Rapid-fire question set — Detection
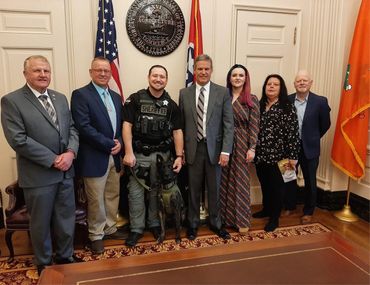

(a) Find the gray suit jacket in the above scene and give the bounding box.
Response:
[1,84,79,188]
[179,82,234,164]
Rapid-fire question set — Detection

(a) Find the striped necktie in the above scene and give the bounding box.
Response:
[196,87,205,141]
[39,94,59,129]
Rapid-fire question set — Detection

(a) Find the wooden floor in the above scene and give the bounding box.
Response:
[0,205,369,259]
[39,231,369,285]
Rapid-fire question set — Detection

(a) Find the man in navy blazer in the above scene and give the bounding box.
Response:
[71,57,124,254]
[287,70,331,224]
[1,55,78,275]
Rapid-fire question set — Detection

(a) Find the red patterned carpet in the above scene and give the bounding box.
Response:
[0,223,331,284]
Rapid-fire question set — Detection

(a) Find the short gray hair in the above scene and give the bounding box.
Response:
[23,55,49,71]
[195,54,213,69]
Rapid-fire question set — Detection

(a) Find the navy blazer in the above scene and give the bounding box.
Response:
[288,92,331,160]
[71,82,123,177]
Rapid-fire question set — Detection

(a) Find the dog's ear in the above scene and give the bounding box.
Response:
[157,154,163,164]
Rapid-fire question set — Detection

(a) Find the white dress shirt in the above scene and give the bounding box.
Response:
[28,83,55,109]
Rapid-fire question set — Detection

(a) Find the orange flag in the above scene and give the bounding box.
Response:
[331,0,370,180]
[185,0,203,87]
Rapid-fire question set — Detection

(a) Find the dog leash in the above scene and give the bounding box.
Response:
[130,167,151,191]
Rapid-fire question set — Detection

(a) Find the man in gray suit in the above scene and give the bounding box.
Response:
[1,55,79,275]
[179,54,234,240]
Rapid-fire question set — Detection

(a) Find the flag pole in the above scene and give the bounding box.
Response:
[333,177,359,222]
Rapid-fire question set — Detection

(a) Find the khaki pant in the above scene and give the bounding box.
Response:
[83,155,120,241]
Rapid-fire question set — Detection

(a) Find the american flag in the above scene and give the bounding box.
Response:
[185,0,203,87]
[95,0,124,101]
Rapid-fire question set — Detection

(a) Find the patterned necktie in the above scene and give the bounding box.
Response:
[196,87,205,141]
[102,90,116,137]
[39,94,59,129]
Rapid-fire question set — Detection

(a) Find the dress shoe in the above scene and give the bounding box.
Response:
[187,227,198,240]
[37,265,46,276]
[264,219,279,232]
[125,232,143,247]
[54,255,82,264]
[90,239,104,254]
[301,215,312,224]
[103,229,128,240]
[252,210,269,219]
[149,226,161,240]
[71,255,83,263]
[210,227,231,240]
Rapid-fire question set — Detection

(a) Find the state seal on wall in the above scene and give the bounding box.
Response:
[126,0,185,57]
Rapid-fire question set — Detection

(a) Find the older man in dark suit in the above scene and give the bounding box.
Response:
[1,55,79,275]
[179,54,234,240]
[71,57,124,254]
[285,70,331,223]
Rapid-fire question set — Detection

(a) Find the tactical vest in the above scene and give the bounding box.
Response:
[133,89,173,144]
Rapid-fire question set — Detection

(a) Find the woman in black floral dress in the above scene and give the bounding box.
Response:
[253,74,300,232]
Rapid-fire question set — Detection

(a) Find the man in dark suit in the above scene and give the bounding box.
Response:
[1,55,79,275]
[179,54,234,240]
[71,57,124,254]
[286,70,331,224]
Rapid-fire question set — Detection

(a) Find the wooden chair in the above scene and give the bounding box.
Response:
[4,178,87,261]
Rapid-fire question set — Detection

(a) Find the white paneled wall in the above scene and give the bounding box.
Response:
[0,0,367,210]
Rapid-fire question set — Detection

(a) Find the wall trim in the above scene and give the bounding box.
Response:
[297,187,369,222]
[64,0,75,93]
[233,5,301,14]
[0,190,4,228]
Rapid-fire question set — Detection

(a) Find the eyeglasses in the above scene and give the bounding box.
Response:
[91,69,111,74]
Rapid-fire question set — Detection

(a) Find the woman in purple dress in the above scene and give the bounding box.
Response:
[220,64,260,234]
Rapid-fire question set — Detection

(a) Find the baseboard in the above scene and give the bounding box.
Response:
[349,193,370,222]
[297,187,369,222]
[0,207,4,228]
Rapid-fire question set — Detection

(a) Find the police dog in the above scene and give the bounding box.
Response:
[156,154,184,244]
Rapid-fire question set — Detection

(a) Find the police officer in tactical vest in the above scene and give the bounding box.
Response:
[122,65,184,247]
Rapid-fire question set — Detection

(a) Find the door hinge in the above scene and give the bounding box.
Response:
[294,27,297,45]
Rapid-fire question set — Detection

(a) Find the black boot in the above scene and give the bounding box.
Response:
[252,210,269,218]
[264,219,279,232]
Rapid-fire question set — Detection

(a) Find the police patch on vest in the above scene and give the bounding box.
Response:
[141,105,168,116]
[126,0,185,57]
